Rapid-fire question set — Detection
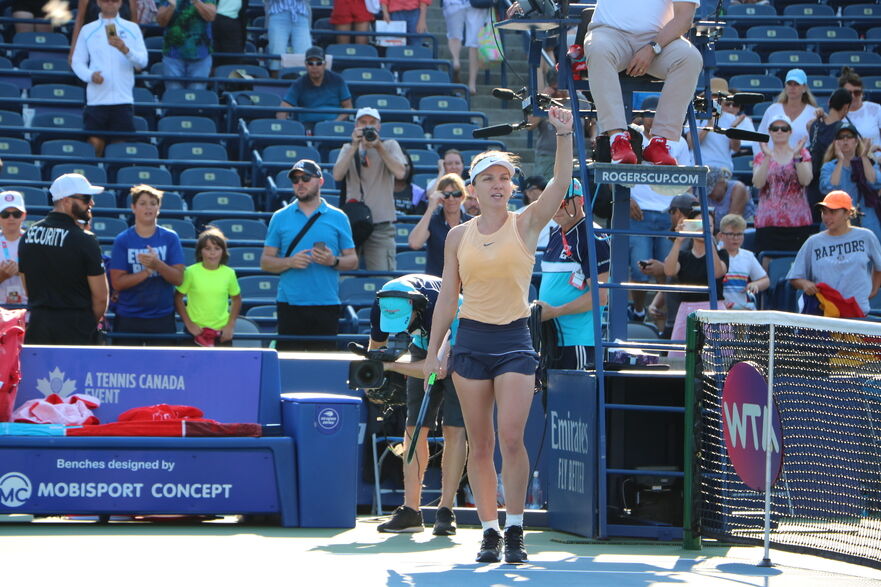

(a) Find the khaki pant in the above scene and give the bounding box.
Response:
[585,24,702,141]
[359,221,397,271]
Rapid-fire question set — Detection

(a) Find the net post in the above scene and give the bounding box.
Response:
[758,322,776,568]
[683,311,701,550]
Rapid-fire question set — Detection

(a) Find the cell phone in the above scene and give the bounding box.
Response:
[682,218,703,233]
[105,23,117,39]
[638,260,649,269]
[314,241,327,251]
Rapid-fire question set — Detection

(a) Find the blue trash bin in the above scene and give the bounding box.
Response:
[281,392,362,528]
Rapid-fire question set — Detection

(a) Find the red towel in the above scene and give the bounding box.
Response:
[816,282,865,318]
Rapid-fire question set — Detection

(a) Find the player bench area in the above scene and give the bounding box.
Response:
[0,346,361,528]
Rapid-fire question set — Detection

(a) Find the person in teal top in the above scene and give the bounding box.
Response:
[175,226,242,346]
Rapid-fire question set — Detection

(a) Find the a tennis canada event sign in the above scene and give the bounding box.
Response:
[721,361,784,491]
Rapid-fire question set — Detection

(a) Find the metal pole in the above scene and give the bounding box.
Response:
[683,312,701,550]
[759,323,776,567]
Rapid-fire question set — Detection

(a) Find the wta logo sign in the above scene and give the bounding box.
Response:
[721,361,784,491]
[0,472,32,507]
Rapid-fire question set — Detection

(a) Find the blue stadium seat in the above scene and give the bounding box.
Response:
[0,137,31,157]
[355,94,412,123]
[843,4,881,18]
[90,217,128,238]
[310,0,333,18]
[213,64,271,90]
[116,166,173,186]
[0,110,25,138]
[419,95,471,131]
[806,26,859,56]
[312,120,355,157]
[104,142,160,162]
[12,32,68,63]
[50,163,106,184]
[261,144,321,165]
[92,192,117,211]
[246,118,307,150]
[161,88,220,122]
[783,3,834,18]
[407,148,439,169]
[167,142,229,162]
[181,246,195,266]
[862,76,881,95]
[192,191,255,211]
[10,186,49,208]
[867,27,881,41]
[728,74,783,96]
[732,154,754,182]
[341,67,396,84]
[238,275,279,304]
[726,3,776,17]
[157,115,218,154]
[20,57,75,85]
[227,246,263,269]
[383,122,425,141]
[402,69,453,100]
[394,222,416,245]
[745,25,797,41]
[29,84,84,116]
[31,112,83,146]
[246,304,277,324]
[396,251,426,272]
[768,50,822,67]
[720,26,739,40]
[339,276,387,308]
[158,218,196,239]
[228,91,282,122]
[0,82,22,112]
[211,218,267,240]
[807,76,839,94]
[0,162,41,183]
[432,122,479,149]
[385,45,434,72]
[828,51,881,68]
[41,139,95,159]
[326,44,378,69]
[180,167,241,189]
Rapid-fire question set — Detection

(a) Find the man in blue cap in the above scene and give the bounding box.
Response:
[536,179,611,369]
[368,274,466,535]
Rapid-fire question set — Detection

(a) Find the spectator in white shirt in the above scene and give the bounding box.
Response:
[70,0,148,157]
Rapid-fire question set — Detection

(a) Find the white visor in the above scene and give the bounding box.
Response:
[470,155,516,181]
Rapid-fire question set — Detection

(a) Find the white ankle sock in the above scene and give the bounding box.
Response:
[481,519,501,533]
[505,514,524,529]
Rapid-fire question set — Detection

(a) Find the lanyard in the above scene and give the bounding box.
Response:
[560,229,573,259]
[0,237,10,261]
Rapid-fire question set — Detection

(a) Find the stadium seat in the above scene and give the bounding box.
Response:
[157,115,218,154]
[432,122,479,151]
[394,222,416,245]
[866,27,881,41]
[246,118,307,150]
[20,57,75,85]
[192,191,255,212]
[11,186,49,208]
[41,139,95,159]
[158,218,196,239]
[0,82,22,112]
[0,137,30,158]
[31,113,84,146]
[246,304,277,320]
[228,246,263,269]
[402,69,454,100]
[419,95,471,132]
[50,163,107,185]
[179,167,242,190]
[29,83,84,116]
[861,76,881,95]
[720,26,739,40]
[11,32,69,63]
[228,91,282,122]
[744,25,799,57]
[325,44,378,69]
[104,142,160,164]
[806,26,859,57]
[412,173,435,190]
[339,276,387,308]
[180,245,195,265]
[383,122,425,141]
[0,110,26,138]
[726,3,776,17]
[627,321,660,340]
[407,148,440,169]
[238,275,279,304]
[806,76,839,94]
[829,51,881,68]
[782,3,834,18]
[90,189,115,209]
[211,218,267,240]
[260,145,321,166]
[231,316,263,348]
[116,166,173,186]
[341,67,396,84]
[843,4,881,18]
[728,74,783,96]
[0,162,41,183]
[355,94,412,123]
[312,120,355,157]
[310,0,333,18]
[768,50,822,68]
[168,142,229,163]
[90,217,128,238]
[396,251,426,272]
[385,45,434,72]
[213,65,271,94]
[732,154,754,182]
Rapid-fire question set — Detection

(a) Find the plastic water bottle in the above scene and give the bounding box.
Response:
[526,471,543,510]
[496,473,506,506]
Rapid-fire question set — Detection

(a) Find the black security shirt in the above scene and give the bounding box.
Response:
[20,212,105,310]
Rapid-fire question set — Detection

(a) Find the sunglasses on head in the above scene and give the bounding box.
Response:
[68,194,93,203]
[441,190,462,199]
[0,210,22,219]
[291,174,315,184]
[305,60,324,66]
[769,125,791,132]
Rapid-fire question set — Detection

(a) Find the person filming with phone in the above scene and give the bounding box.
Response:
[71,0,148,157]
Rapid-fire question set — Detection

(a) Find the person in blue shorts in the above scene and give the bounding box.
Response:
[109,184,185,345]
[369,274,466,536]
[536,179,611,369]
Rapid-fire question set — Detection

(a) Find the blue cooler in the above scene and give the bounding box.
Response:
[281,392,362,527]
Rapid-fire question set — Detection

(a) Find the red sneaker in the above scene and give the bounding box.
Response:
[610,133,637,164]
[642,136,678,166]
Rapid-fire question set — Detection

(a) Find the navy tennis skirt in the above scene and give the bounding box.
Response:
[452,318,539,380]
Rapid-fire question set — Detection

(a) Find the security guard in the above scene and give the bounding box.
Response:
[19,173,109,344]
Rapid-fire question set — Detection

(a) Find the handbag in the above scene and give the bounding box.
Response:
[345,152,375,247]
[477,19,502,62]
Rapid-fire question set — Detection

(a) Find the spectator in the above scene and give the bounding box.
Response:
[333,107,407,271]
[15,0,57,34]
[441,0,488,93]
[425,149,465,194]
[156,0,217,91]
[721,85,757,155]
[393,149,427,214]
[212,0,245,69]
[754,69,818,155]
[277,46,353,127]
[330,0,373,45]
[408,173,472,277]
[19,174,108,345]
[0,191,27,307]
[175,226,241,346]
[380,0,429,46]
[752,114,814,256]
[820,122,881,241]
[527,72,576,178]
[705,166,753,222]
[580,0,702,165]
[838,67,881,158]
[686,78,742,172]
[463,190,480,216]
[109,185,185,345]
[264,0,311,74]
[789,191,881,317]
[807,88,853,217]
[718,213,768,310]
[69,0,136,55]
[663,210,727,351]
[369,275,466,536]
[261,159,358,351]
[627,95,693,322]
[516,175,552,249]
[536,179,610,369]
[71,0,148,157]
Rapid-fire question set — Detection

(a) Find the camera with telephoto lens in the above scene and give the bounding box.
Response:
[347,333,409,405]
[362,126,378,142]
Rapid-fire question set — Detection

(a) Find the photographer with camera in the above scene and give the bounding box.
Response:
[333,107,407,271]
[352,274,466,535]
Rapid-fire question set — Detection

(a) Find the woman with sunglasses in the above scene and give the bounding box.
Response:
[838,67,881,159]
[408,173,471,277]
[0,191,27,307]
[820,122,881,241]
[752,113,814,256]
[754,69,818,155]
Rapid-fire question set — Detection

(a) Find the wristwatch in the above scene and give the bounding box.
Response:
[648,41,662,55]
[332,256,340,268]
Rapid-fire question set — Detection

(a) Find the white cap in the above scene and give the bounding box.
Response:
[0,190,25,212]
[49,173,104,202]
[470,154,516,180]
[355,107,381,122]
